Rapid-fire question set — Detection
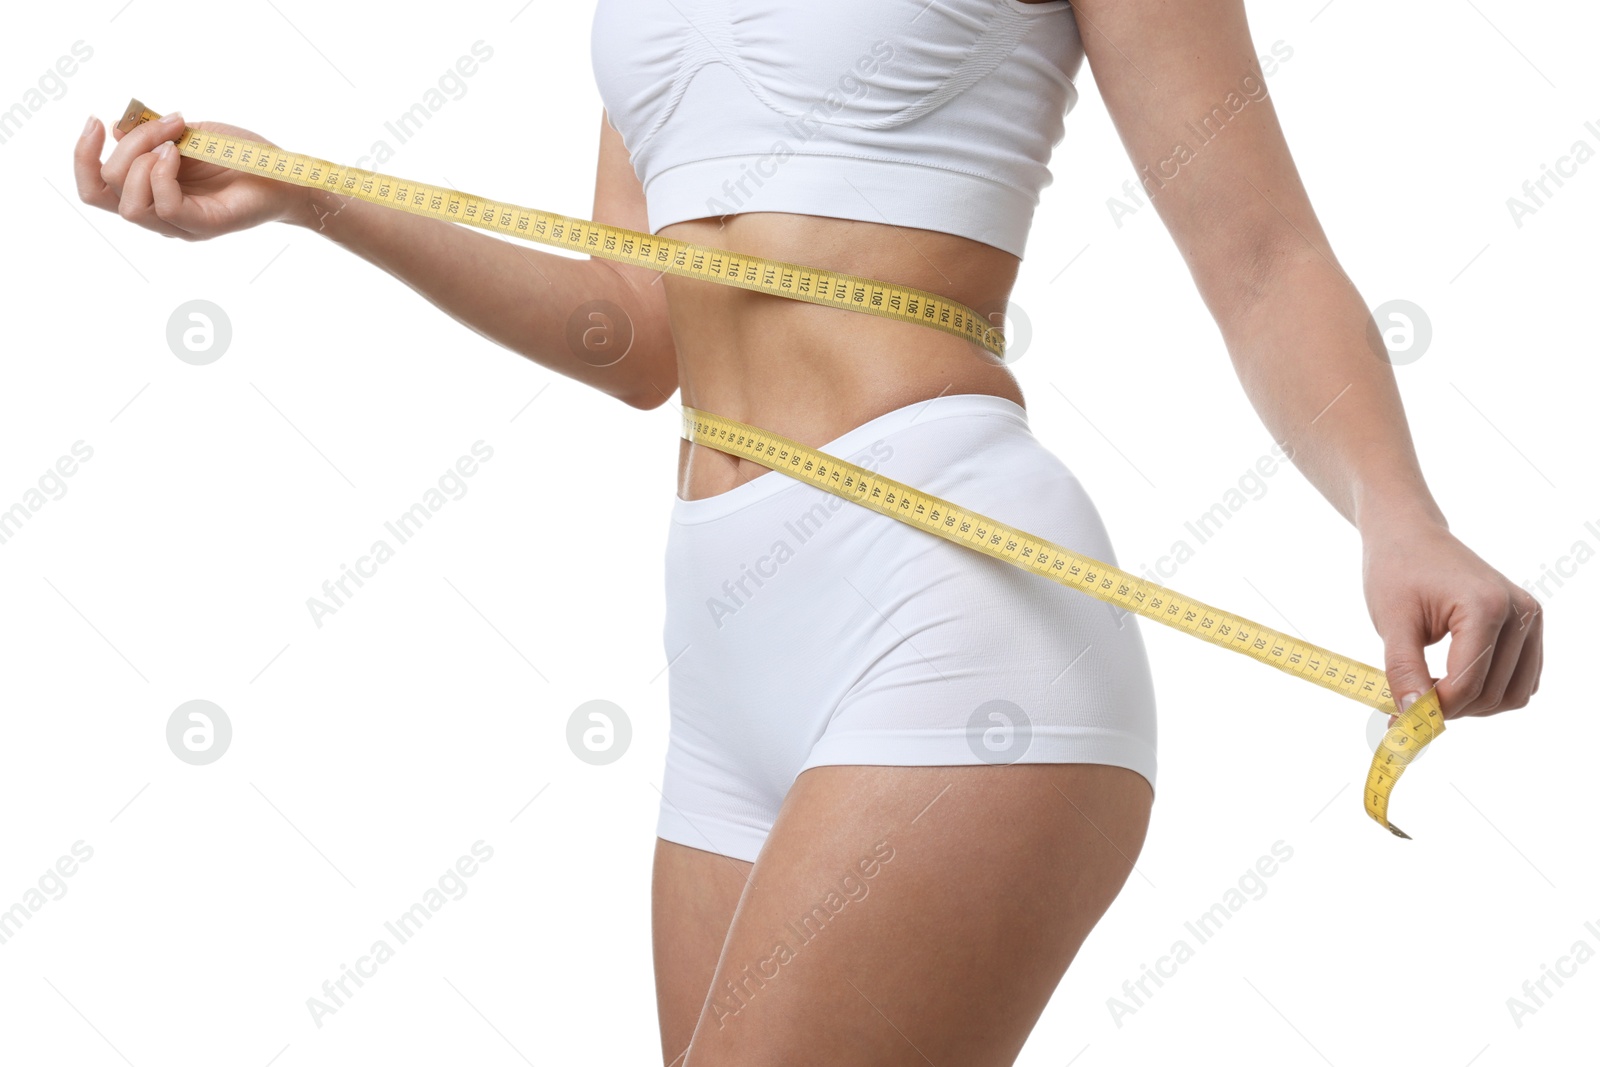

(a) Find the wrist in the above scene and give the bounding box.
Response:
[1354,484,1448,540]
[278,185,349,234]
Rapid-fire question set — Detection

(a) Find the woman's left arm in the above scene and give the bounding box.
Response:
[1072,0,1541,717]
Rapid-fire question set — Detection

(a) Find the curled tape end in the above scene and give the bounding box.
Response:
[1363,688,1444,838]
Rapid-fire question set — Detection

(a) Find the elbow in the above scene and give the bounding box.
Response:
[591,261,679,410]
[620,382,675,411]
[614,340,680,410]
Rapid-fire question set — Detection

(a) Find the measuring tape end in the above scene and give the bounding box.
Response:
[115,98,156,135]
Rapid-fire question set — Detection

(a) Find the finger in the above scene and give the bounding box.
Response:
[1464,606,1529,716]
[1530,620,1543,696]
[1436,605,1505,718]
[1381,612,1437,717]
[74,115,119,212]
[101,110,184,198]
[117,151,157,220]
[1519,594,1544,696]
[1493,600,1543,712]
[118,149,189,238]
[150,140,205,234]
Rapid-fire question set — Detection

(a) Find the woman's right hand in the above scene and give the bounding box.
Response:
[74,111,309,240]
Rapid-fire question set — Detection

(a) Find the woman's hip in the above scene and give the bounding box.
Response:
[658,392,1157,773]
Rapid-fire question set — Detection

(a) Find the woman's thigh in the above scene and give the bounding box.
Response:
[679,761,1154,1067]
[652,839,753,1066]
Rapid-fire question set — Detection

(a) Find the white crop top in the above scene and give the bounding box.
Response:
[590,0,1085,259]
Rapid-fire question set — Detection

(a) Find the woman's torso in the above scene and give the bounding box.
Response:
[661,213,1026,500]
[590,0,1083,500]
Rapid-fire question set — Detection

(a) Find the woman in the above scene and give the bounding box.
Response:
[74,0,1541,1062]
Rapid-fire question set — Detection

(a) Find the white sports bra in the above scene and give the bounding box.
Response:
[590,0,1085,259]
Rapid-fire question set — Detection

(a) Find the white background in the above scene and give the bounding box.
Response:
[2,1,1596,1064]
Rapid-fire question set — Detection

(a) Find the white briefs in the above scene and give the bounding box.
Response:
[656,393,1159,863]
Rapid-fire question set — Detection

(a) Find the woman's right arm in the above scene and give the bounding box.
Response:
[75,109,677,410]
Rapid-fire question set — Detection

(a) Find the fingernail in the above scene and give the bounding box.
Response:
[161,110,183,125]
[82,114,96,138]
[156,141,173,159]
[1398,691,1422,712]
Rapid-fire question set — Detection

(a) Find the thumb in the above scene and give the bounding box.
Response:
[1382,618,1436,723]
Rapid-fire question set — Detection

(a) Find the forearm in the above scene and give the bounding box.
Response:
[280,185,677,408]
[1218,245,1448,536]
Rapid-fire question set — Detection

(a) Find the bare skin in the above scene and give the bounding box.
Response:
[657,765,1151,1066]
[74,1,1542,1062]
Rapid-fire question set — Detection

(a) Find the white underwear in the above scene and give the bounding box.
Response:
[657,393,1158,862]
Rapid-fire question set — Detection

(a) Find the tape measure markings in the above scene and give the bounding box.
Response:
[115,101,1006,359]
[680,407,1445,838]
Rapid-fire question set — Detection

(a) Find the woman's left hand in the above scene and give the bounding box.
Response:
[1362,518,1542,720]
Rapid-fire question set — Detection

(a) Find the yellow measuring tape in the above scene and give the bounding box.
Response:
[116,98,1444,836]
[114,100,1004,359]
[680,409,1444,837]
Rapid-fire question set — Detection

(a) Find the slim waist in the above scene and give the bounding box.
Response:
[672,392,1030,525]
